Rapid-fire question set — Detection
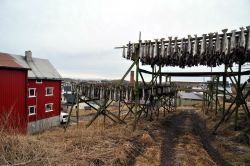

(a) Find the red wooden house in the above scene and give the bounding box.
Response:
[0,51,62,133]
[0,53,29,133]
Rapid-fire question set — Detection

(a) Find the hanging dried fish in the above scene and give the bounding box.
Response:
[141,43,146,65]
[142,87,145,101]
[238,27,246,63]
[129,87,133,102]
[144,40,149,64]
[139,43,143,59]
[157,86,162,95]
[230,30,236,53]
[143,42,147,59]
[99,87,102,99]
[114,88,118,101]
[200,34,207,65]
[187,35,192,54]
[172,37,179,66]
[149,41,154,64]
[160,38,165,66]
[153,39,159,64]
[193,35,199,66]
[179,38,186,68]
[215,32,221,66]
[186,35,193,67]
[166,37,172,66]
[124,26,250,67]
[221,29,229,64]
[91,87,95,98]
[246,26,250,62]
[229,30,236,65]
[125,87,129,101]
[111,88,115,100]
[88,86,92,98]
[131,43,136,61]
[91,86,95,99]
[127,41,131,60]
[239,27,246,49]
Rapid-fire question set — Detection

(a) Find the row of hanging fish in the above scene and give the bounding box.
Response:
[79,84,176,102]
[122,26,250,67]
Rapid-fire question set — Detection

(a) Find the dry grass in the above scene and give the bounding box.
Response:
[0,132,50,165]
[0,117,161,166]
[174,133,216,166]
[1,107,250,166]
[197,108,250,165]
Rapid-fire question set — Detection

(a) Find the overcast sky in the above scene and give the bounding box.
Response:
[0,0,249,82]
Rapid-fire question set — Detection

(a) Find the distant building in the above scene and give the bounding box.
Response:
[0,51,62,134]
[177,91,203,106]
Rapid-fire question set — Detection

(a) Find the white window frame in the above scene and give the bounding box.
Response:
[36,79,43,84]
[28,105,36,115]
[28,88,36,98]
[45,87,54,96]
[45,103,53,112]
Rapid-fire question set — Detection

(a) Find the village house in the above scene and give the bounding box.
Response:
[0,53,29,133]
[0,51,62,133]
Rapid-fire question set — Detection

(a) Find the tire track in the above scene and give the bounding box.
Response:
[160,110,229,166]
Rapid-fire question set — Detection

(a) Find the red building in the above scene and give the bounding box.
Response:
[0,51,62,133]
[0,53,29,133]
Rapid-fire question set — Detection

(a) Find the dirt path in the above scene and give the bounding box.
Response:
[160,110,229,166]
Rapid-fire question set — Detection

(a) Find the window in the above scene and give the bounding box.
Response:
[36,79,43,84]
[45,103,53,112]
[28,106,36,115]
[29,88,36,97]
[46,87,54,96]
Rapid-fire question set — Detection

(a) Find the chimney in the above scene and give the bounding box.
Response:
[25,50,32,62]
[130,71,135,84]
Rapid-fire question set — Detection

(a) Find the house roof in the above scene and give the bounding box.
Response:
[0,52,29,70]
[178,92,203,100]
[11,54,62,80]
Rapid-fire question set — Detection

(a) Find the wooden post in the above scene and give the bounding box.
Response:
[215,76,219,115]
[118,98,121,118]
[211,76,214,111]
[159,66,162,85]
[133,33,141,130]
[223,65,228,115]
[235,64,241,130]
[76,85,79,126]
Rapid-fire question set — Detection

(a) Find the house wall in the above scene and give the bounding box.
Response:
[27,116,59,134]
[0,68,28,133]
[27,80,61,128]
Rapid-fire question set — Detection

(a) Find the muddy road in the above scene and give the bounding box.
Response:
[160,110,229,166]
